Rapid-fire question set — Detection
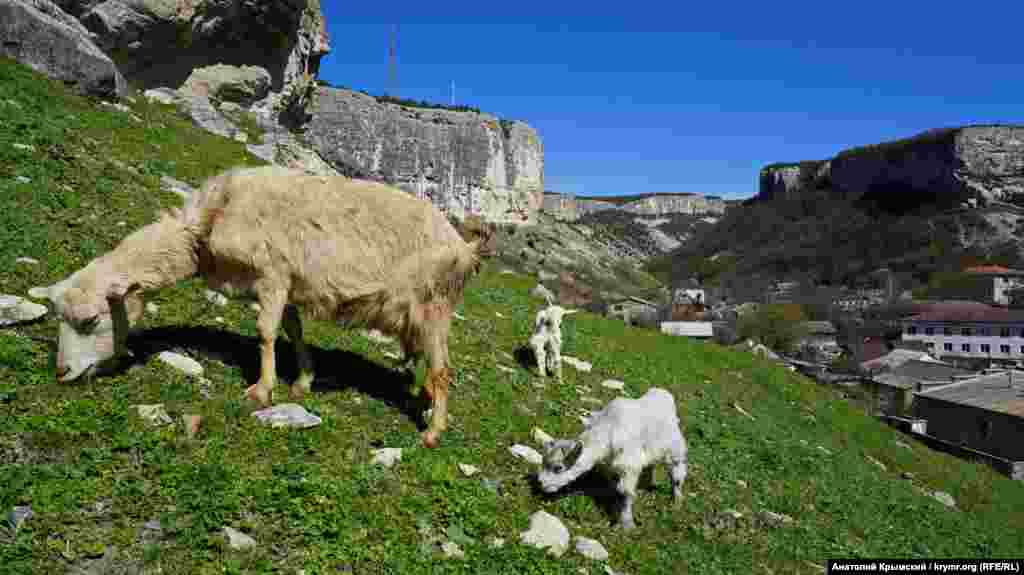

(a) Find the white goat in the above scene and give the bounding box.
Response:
[35,166,494,448]
[538,387,688,529]
[529,298,576,381]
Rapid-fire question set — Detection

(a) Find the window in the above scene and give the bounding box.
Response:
[978,327,990,336]
[924,327,935,335]
[981,344,991,353]
[1020,345,1024,354]
[906,326,917,335]
[962,343,971,352]
[925,342,935,349]
[944,343,953,352]
[961,327,973,336]
[1001,327,1011,338]
[1001,345,1011,354]
[944,327,953,336]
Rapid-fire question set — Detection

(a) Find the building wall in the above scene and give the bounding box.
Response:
[913,397,1024,461]
[902,320,1024,359]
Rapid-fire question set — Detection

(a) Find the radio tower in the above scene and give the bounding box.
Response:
[388,24,398,97]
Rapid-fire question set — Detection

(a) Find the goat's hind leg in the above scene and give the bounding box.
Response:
[616,470,641,530]
[282,304,315,401]
[244,288,287,408]
[667,446,688,500]
[420,303,452,448]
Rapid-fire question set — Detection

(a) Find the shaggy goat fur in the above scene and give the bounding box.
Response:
[40,165,493,447]
[538,387,688,529]
[529,300,576,381]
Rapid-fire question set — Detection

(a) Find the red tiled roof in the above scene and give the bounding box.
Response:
[963,265,1024,276]
[907,305,1024,323]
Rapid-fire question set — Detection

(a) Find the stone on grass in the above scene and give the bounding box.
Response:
[133,404,173,426]
[441,541,464,559]
[12,143,35,152]
[453,312,465,321]
[160,175,195,200]
[6,505,32,532]
[14,176,30,184]
[222,526,256,550]
[931,491,956,509]
[509,444,543,465]
[489,537,505,548]
[532,427,554,446]
[600,379,625,391]
[495,311,506,318]
[214,316,225,323]
[371,448,402,468]
[252,403,322,429]
[497,365,517,375]
[758,509,795,527]
[15,256,39,265]
[0,295,47,326]
[205,289,228,307]
[157,351,204,377]
[562,356,592,372]
[457,463,480,477]
[145,302,159,314]
[519,510,570,557]
[574,536,609,561]
[362,329,395,344]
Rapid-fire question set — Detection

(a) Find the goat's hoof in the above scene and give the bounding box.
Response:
[243,384,272,408]
[421,430,441,448]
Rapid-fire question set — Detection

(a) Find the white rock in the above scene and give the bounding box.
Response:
[600,379,625,391]
[132,404,173,426]
[457,463,480,477]
[0,295,47,326]
[362,329,395,344]
[496,365,516,375]
[574,536,609,561]
[222,526,256,550]
[562,356,592,372]
[157,351,204,377]
[145,302,159,314]
[14,256,39,265]
[251,403,322,429]
[508,444,543,466]
[495,311,506,318]
[931,491,956,509]
[441,541,464,559]
[519,510,570,557]
[737,480,748,489]
[371,448,403,468]
[205,289,228,307]
[12,143,35,152]
[758,509,795,526]
[144,88,178,105]
[490,537,505,548]
[14,176,31,184]
[215,316,225,324]
[160,175,195,200]
[116,221,127,226]
[453,312,465,321]
[532,427,554,446]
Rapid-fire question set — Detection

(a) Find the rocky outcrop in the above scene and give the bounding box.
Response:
[759,126,1024,205]
[59,0,328,94]
[0,0,127,97]
[619,194,725,216]
[575,198,618,216]
[304,88,544,224]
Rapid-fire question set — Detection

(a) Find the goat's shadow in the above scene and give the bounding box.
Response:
[512,345,537,371]
[123,325,427,430]
[527,470,629,528]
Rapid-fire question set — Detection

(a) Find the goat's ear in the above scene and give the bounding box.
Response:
[568,440,583,463]
[106,279,141,300]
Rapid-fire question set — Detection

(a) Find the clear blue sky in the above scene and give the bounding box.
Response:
[317,2,1023,200]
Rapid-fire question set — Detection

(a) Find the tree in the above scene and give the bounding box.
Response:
[736,303,808,354]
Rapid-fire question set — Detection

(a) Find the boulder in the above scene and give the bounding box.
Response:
[0,0,126,97]
[519,511,570,557]
[179,64,271,104]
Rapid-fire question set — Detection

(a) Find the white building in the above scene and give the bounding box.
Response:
[900,304,1024,360]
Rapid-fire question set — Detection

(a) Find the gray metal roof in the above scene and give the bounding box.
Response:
[915,371,1024,417]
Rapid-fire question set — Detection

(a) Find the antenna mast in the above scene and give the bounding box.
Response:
[388,24,398,97]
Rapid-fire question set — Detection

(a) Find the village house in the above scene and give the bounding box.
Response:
[963,265,1024,306]
[900,303,1024,362]
[913,370,1024,478]
[868,359,973,416]
[798,321,840,359]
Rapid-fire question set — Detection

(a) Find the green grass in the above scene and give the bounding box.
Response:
[2,57,1024,574]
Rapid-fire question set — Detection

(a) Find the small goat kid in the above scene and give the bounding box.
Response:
[37,166,493,448]
[529,298,576,381]
[538,387,688,529]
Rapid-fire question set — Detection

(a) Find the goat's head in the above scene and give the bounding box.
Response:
[541,439,582,475]
[33,273,137,382]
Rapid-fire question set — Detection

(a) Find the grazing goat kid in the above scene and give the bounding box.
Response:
[538,387,688,529]
[35,166,494,448]
[529,299,576,381]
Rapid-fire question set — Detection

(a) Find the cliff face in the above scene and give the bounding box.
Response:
[620,194,726,216]
[305,88,544,224]
[57,0,328,94]
[759,126,1024,205]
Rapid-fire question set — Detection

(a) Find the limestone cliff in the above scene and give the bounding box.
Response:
[619,194,726,216]
[304,88,544,224]
[759,126,1024,205]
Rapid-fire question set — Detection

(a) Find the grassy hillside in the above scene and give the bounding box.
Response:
[2,58,1024,574]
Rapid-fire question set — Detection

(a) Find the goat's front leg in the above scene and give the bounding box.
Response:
[548,336,562,382]
[244,288,286,408]
[282,304,315,401]
[668,448,688,500]
[617,470,641,530]
[530,334,547,377]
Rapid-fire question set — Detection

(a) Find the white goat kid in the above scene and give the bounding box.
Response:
[529,299,576,381]
[538,387,688,529]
